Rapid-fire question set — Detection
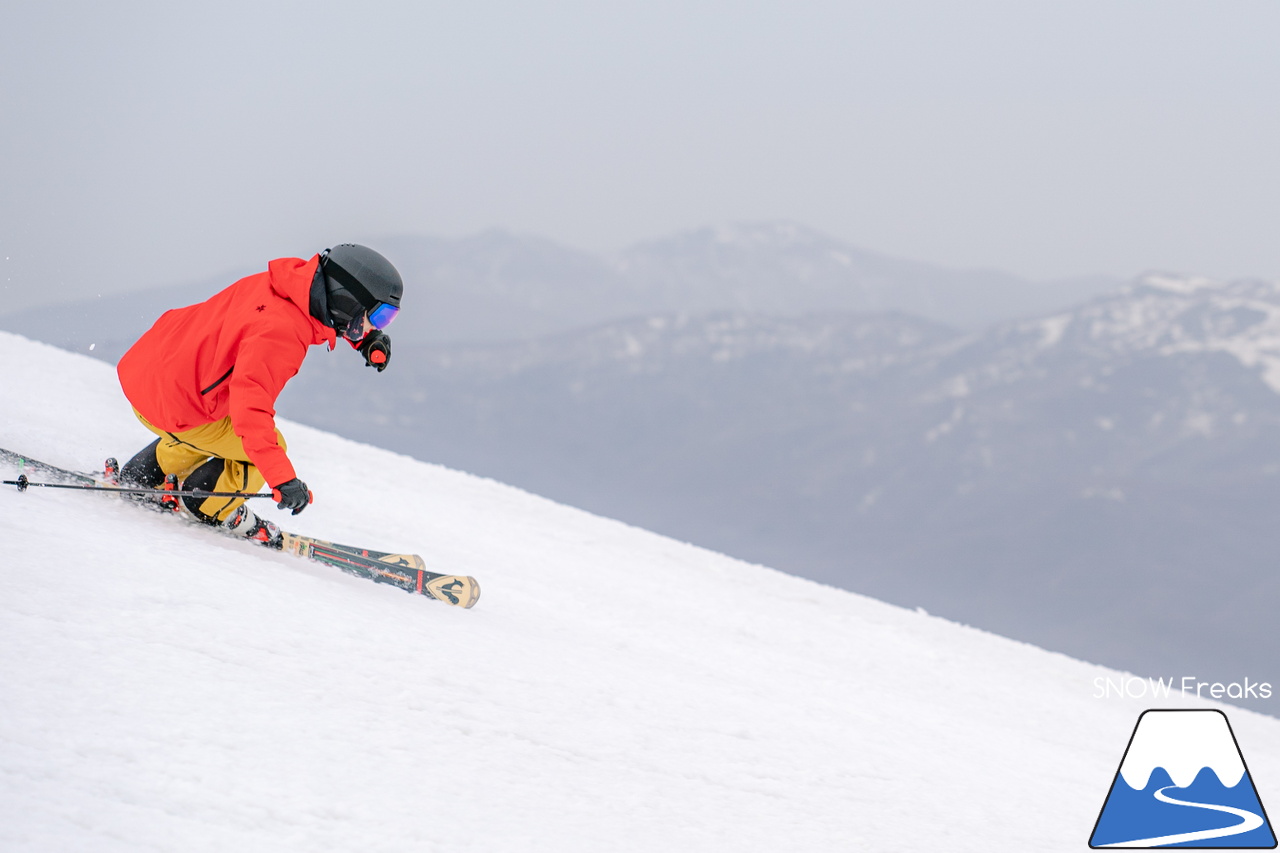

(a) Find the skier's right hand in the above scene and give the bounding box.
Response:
[272,478,312,515]
[359,329,391,372]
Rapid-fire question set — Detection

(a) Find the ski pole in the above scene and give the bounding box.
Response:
[3,474,275,500]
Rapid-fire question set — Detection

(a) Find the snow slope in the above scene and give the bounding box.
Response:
[2,330,1277,852]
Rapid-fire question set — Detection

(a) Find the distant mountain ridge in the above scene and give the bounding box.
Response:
[0,219,1116,358]
[610,221,1115,327]
[387,221,1118,341]
[0,220,1118,358]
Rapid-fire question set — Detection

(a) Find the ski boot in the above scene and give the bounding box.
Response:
[122,472,185,514]
[159,474,183,513]
[223,504,283,549]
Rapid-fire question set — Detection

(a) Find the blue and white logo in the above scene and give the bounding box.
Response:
[1090,709,1276,848]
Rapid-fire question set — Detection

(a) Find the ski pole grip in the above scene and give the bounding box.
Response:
[270,485,314,505]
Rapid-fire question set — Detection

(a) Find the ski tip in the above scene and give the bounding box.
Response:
[424,574,481,609]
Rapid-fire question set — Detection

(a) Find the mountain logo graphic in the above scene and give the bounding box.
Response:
[1090,709,1277,848]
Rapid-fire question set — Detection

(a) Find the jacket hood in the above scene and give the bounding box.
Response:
[268,256,337,350]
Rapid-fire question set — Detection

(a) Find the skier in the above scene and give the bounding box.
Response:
[116,244,403,544]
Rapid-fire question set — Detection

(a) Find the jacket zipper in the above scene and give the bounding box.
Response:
[200,366,234,396]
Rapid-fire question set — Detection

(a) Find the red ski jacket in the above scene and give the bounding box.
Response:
[117,256,337,488]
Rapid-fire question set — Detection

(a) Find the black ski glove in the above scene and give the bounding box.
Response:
[272,478,312,515]
[359,330,391,372]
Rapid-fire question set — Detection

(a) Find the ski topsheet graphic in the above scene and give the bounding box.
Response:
[1090,709,1277,848]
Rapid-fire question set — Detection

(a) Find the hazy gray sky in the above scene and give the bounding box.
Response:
[4,0,1280,312]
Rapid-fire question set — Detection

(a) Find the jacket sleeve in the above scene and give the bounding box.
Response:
[227,324,308,488]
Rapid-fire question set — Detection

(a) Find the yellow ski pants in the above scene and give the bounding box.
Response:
[133,408,287,522]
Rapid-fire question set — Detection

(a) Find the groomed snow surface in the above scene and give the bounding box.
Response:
[2,331,1278,852]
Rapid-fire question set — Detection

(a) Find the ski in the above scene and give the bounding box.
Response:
[1,447,480,608]
[0,448,96,485]
[281,534,481,608]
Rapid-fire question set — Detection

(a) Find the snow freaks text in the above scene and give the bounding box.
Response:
[1093,676,1273,702]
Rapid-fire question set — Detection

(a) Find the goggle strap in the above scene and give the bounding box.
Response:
[323,255,381,312]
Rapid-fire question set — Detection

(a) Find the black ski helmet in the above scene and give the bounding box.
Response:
[319,244,403,338]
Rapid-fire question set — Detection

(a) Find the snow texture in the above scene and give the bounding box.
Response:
[2,330,1278,852]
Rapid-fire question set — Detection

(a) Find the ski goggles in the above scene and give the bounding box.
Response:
[368,302,399,330]
[340,301,399,343]
[339,304,396,342]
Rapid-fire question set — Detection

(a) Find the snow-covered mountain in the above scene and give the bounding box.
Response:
[4,330,1278,852]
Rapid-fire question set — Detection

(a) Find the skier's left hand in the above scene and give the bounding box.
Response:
[359,330,391,372]
[272,478,312,515]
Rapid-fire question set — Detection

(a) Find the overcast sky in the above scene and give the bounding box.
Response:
[4,0,1280,313]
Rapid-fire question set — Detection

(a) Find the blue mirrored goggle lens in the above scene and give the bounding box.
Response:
[368,302,399,329]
